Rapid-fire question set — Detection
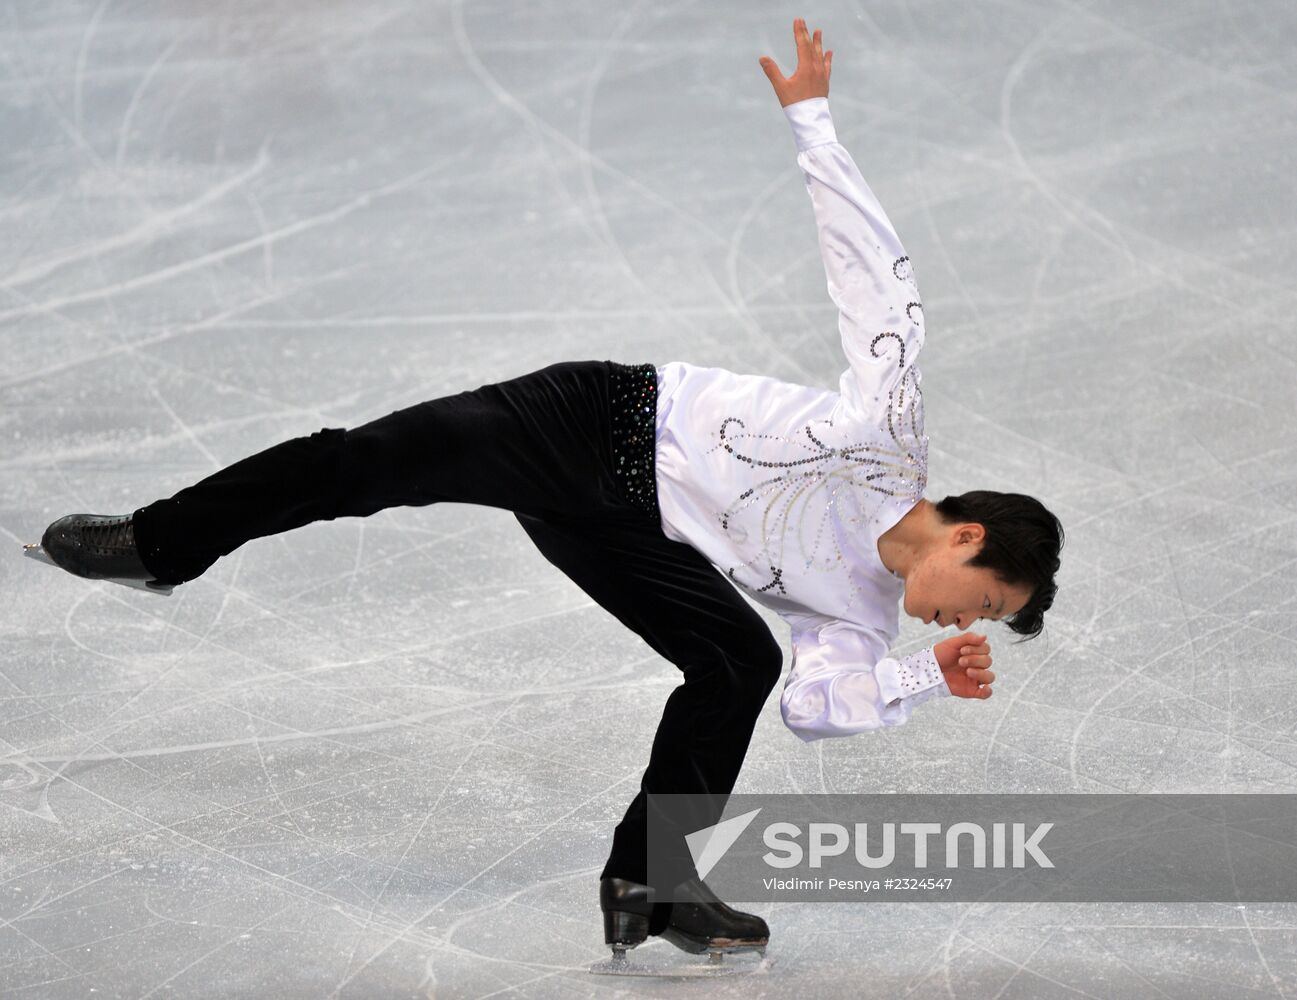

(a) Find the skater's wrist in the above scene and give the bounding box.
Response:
[782,97,837,152]
[875,647,946,706]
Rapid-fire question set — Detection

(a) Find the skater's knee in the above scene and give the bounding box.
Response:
[747,632,784,694]
[307,426,347,465]
[314,427,359,517]
[703,629,783,697]
[314,426,346,454]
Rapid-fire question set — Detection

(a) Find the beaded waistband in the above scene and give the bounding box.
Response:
[607,362,660,518]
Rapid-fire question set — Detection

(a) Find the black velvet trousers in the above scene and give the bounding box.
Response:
[131,360,782,898]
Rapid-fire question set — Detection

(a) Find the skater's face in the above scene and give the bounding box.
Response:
[901,523,1033,632]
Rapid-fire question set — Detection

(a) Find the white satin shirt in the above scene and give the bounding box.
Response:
[651,97,950,743]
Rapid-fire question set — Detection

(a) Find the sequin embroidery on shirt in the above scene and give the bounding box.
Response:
[709,268,927,617]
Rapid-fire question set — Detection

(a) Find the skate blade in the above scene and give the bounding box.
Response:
[589,950,773,978]
[22,544,174,597]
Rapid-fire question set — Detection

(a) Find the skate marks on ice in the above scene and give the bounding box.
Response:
[21,543,175,596]
[589,944,774,978]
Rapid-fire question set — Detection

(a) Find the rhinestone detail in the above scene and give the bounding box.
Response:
[608,362,660,518]
[704,254,927,616]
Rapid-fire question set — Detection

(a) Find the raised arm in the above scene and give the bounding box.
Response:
[759,19,926,426]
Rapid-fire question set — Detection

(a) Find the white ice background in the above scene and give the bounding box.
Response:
[2,1,1296,997]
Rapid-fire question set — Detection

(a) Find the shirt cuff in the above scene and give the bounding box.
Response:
[875,647,950,707]
[782,96,838,152]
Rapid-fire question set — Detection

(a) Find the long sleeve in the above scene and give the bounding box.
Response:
[779,615,950,743]
[783,97,925,426]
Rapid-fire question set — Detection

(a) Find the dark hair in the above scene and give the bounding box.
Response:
[932,491,1064,643]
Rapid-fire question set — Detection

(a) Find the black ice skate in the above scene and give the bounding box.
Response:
[659,874,769,957]
[590,875,771,978]
[24,514,174,596]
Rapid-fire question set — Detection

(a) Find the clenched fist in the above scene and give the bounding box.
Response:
[934,632,995,700]
[758,18,833,107]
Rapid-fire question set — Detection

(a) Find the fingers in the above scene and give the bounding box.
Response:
[793,18,826,61]
[967,666,994,701]
[794,17,811,49]
[958,643,992,676]
[763,19,831,101]
[758,56,783,83]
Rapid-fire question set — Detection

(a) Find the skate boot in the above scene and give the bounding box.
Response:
[591,875,770,977]
[25,513,175,595]
[659,874,769,962]
[598,876,654,958]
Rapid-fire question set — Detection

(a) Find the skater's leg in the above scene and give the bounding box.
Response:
[513,511,783,910]
[132,427,347,584]
[131,360,622,584]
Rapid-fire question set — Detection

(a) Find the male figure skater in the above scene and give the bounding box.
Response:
[31,18,1062,968]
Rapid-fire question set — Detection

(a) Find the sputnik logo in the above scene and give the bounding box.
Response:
[685,808,763,879]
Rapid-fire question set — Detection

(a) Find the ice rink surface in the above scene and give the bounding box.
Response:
[3,0,1297,996]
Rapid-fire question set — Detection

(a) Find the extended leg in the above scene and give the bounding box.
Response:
[128,360,619,584]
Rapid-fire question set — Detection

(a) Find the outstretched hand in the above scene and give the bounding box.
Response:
[934,632,995,699]
[758,18,833,108]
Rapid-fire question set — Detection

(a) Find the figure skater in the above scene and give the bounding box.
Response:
[31,17,1063,969]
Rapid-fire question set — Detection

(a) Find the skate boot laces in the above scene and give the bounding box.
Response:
[81,515,138,556]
